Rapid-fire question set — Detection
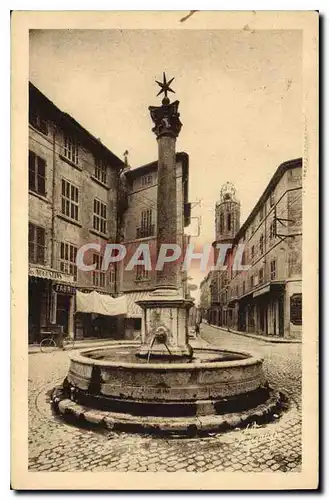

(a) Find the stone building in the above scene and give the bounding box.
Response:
[208,158,302,339]
[118,153,191,339]
[28,82,125,343]
[199,271,212,321]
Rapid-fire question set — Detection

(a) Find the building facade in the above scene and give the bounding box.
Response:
[199,271,212,322]
[28,82,125,343]
[118,153,191,339]
[208,158,302,340]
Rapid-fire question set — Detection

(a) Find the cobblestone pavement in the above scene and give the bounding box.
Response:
[28,325,302,472]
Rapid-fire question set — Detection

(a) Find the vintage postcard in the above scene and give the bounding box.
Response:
[11,10,318,490]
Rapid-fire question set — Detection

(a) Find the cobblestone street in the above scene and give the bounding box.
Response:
[28,325,302,473]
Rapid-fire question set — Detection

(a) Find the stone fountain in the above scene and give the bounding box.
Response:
[52,74,282,435]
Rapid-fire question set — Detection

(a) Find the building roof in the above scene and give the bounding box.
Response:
[126,151,189,207]
[234,157,302,242]
[29,81,125,169]
[126,151,189,179]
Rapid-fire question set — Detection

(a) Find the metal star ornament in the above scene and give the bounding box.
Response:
[155,72,175,99]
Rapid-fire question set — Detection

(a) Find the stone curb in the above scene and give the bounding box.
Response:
[28,340,140,355]
[51,386,284,437]
[206,324,301,344]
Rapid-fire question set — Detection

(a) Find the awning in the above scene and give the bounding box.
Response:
[253,284,271,298]
[253,282,285,299]
[76,290,127,316]
[125,291,150,318]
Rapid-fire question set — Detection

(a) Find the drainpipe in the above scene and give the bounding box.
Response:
[51,124,57,268]
[114,169,121,297]
[115,162,128,296]
[49,123,57,326]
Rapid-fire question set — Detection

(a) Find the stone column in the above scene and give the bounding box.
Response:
[137,88,193,358]
[156,134,178,290]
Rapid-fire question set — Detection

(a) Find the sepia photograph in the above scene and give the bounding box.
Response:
[11,10,318,490]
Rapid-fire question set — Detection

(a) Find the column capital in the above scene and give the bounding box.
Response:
[149,100,182,139]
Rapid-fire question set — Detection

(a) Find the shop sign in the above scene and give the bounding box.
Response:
[29,265,74,284]
[53,283,76,294]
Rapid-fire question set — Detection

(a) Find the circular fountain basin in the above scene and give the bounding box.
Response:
[51,343,283,434]
[67,345,266,406]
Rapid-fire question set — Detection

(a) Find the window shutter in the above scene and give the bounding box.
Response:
[37,157,46,194]
[29,151,36,191]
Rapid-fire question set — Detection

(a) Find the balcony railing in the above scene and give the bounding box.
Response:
[136,225,155,239]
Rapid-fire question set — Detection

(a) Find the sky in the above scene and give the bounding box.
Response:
[30,29,303,301]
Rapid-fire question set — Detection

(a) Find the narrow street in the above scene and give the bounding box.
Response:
[28,325,302,473]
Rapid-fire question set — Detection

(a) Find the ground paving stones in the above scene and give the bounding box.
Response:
[28,325,301,472]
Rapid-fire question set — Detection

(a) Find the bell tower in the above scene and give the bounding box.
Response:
[215,182,240,243]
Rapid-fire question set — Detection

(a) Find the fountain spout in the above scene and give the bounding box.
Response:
[146,326,172,362]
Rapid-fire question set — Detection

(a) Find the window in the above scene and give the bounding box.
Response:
[95,158,107,185]
[251,245,255,259]
[136,264,149,281]
[133,318,142,330]
[61,179,79,221]
[290,294,302,325]
[63,135,79,165]
[250,275,254,289]
[270,190,275,207]
[241,248,247,266]
[29,223,45,264]
[93,199,107,235]
[270,259,276,280]
[259,206,264,221]
[270,220,276,239]
[137,209,154,238]
[227,213,232,231]
[259,267,264,285]
[92,254,107,288]
[242,281,246,294]
[236,285,239,297]
[29,151,46,195]
[219,212,224,233]
[259,234,264,254]
[60,242,77,280]
[141,174,153,187]
[108,264,115,285]
[29,106,48,135]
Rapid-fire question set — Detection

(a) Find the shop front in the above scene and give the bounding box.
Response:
[75,290,127,340]
[234,282,286,338]
[28,264,76,344]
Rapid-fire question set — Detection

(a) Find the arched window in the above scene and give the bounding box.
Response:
[227,213,232,231]
[219,212,224,233]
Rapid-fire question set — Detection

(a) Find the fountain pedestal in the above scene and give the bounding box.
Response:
[137,290,194,358]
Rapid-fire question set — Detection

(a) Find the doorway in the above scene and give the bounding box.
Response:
[56,294,70,333]
[28,278,47,343]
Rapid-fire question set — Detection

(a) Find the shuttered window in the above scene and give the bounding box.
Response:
[28,223,45,264]
[29,151,46,195]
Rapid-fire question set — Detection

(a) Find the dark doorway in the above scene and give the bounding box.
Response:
[278,296,284,336]
[259,301,268,335]
[238,305,246,331]
[28,278,47,343]
[56,294,70,333]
